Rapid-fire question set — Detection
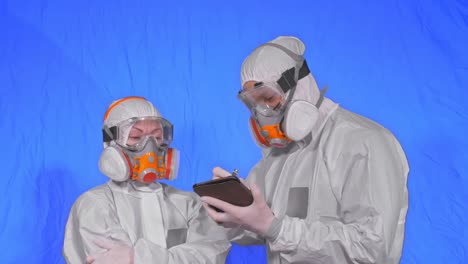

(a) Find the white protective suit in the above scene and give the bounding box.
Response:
[228,36,409,263]
[63,98,230,263]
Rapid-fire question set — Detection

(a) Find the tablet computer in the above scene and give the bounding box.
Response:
[193,176,254,208]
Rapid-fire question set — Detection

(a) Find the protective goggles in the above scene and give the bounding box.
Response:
[103,116,173,151]
[238,82,288,117]
[238,59,310,118]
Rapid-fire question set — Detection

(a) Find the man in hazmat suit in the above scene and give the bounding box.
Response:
[63,96,230,263]
[201,36,409,264]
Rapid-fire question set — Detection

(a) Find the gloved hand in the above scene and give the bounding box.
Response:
[212,166,231,180]
[86,238,134,264]
[212,166,249,186]
[201,180,274,235]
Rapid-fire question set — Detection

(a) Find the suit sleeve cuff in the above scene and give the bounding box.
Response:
[264,216,282,241]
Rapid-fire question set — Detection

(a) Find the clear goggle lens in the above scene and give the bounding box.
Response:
[114,116,173,151]
[238,82,287,117]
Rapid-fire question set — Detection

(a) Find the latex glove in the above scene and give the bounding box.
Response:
[86,238,134,264]
[212,166,249,186]
[212,166,231,180]
[201,181,274,235]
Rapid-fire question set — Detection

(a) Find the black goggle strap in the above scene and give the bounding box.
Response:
[277,60,310,93]
[257,42,310,93]
[102,125,118,143]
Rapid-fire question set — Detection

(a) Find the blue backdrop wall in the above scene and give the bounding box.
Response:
[0,0,467,263]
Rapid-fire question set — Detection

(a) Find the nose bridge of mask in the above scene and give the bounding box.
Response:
[131,134,162,151]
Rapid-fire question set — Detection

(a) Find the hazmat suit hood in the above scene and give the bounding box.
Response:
[240,36,339,146]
